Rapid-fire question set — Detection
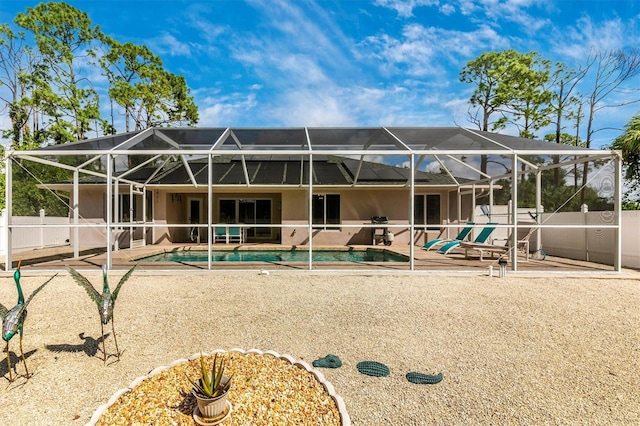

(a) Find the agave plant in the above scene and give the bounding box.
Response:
[188,353,232,398]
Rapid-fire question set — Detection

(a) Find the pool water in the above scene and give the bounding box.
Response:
[139,249,408,263]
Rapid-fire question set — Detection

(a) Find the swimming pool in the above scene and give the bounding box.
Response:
[139,249,408,263]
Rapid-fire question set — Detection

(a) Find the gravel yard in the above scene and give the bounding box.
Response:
[0,271,639,425]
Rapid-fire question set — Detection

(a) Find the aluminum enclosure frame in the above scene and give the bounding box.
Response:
[3,127,622,272]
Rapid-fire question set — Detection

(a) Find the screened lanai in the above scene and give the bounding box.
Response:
[3,127,622,272]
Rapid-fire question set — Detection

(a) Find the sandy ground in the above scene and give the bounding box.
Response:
[0,270,639,425]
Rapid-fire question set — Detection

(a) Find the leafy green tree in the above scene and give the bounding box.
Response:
[460,50,552,174]
[493,165,612,213]
[100,38,198,132]
[505,53,552,139]
[10,161,70,216]
[137,70,198,129]
[0,3,199,212]
[611,112,640,204]
[460,50,519,132]
[0,24,41,149]
[100,40,163,132]
[15,2,106,143]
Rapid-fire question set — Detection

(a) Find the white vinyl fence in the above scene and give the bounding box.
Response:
[1,207,638,270]
[540,210,640,269]
[0,209,70,255]
[475,206,639,270]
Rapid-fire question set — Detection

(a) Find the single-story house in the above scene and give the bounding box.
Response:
[4,127,622,271]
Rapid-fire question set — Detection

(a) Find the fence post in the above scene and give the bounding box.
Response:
[581,204,589,262]
[0,209,5,256]
[40,209,45,249]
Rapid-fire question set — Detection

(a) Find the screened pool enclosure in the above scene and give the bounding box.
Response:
[3,127,623,272]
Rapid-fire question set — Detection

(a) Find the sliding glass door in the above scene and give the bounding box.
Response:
[219,198,273,241]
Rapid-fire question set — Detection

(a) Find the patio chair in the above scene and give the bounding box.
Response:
[228,226,242,243]
[214,226,228,243]
[458,231,531,261]
[438,222,497,255]
[422,222,474,251]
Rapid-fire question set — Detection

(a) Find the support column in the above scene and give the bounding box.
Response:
[73,170,79,258]
[489,180,494,218]
[471,184,477,223]
[409,153,415,271]
[208,154,213,270]
[511,154,518,271]
[141,186,147,247]
[106,155,112,269]
[113,178,119,251]
[308,153,313,271]
[535,170,542,253]
[614,153,622,272]
[39,208,45,248]
[4,153,12,271]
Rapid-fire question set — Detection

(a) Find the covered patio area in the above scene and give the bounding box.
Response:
[3,127,623,273]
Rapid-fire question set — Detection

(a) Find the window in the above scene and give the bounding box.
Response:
[414,194,441,230]
[105,191,150,223]
[219,199,236,223]
[145,191,153,222]
[312,194,340,230]
[219,198,273,239]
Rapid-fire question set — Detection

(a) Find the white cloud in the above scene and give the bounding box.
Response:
[143,0,639,141]
[456,0,478,16]
[151,32,192,57]
[184,3,227,45]
[440,4,456,15]
[423,156,481,179]
[358,23,508,77]
[476,0,552,32]
[378,0,553,36]
[374,0,439,17]
[245,0,356,74]
[269,90,354,127]
[551,16,639,61]
[196,89,259,126]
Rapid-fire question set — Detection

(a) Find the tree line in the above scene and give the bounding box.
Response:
[459,49,640,208]
[0,2,198,151]
[1,2,638,213]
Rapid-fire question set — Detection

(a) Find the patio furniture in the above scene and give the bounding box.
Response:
[228,226,243,243]
[438,222,497,255]
[214,226,227,243]
[458,232,531,261]
[422,222,474,251]
[213,226,243,244]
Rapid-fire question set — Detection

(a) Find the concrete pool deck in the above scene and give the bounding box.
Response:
[3,242,633,276]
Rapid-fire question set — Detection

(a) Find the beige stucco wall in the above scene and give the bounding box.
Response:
[73,186,471,248]
[69,187,107,248]
[70,187,156,248]
[280,187,460,246]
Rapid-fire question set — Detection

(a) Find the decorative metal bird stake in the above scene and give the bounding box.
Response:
[0,264,57,382]
[66,264,137,364]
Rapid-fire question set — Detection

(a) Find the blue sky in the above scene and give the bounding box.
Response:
[2,0,640,149]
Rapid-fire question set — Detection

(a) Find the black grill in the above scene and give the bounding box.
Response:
[371,216,388,224]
